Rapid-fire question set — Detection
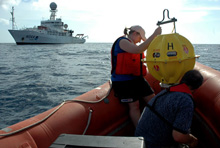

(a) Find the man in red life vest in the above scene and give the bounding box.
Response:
[135,70,204,148]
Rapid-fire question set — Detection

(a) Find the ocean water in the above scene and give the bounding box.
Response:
[0,43,219,129]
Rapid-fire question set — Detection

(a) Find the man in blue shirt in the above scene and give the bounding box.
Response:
[135,70,203,148]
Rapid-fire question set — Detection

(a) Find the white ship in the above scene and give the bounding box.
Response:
[8,2,87,45]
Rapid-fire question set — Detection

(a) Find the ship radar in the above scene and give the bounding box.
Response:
[49,2,57,20]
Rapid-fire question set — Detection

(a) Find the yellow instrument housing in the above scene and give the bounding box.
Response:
[145,33,196,84]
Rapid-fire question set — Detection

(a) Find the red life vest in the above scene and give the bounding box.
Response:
[169,83,193,96]
[115,52,146,76]
[111,37,146,76]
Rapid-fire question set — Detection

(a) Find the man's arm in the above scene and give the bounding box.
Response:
[172,130,198,148]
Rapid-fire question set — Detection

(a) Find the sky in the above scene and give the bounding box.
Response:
[0,0,219,44]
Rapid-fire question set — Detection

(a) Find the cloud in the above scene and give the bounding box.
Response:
[182,6,220,11]
[0,0,21,10]
[0,18,9,25]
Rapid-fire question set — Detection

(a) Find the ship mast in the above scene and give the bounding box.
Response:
[10,7,16,30]
[49,2,57,20]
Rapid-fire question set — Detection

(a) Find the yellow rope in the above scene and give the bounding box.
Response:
[171,22,175,33]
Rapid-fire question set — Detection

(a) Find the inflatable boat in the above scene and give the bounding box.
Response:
[0,62,219,148]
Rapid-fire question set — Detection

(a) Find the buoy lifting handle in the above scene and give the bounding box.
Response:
[157,9,177,26]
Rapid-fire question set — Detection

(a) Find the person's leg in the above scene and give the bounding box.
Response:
[135,77,155,104]
[128,100,141,127]
[143,93,155,103]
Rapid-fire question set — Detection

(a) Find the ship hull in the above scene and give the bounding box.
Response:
[8,30,86,44]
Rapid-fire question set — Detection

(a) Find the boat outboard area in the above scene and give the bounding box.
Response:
[8,2,87,45]
[0,9,220,148]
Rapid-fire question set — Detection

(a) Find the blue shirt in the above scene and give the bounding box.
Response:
[135,89,194,148]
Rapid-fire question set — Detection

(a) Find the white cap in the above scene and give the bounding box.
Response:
[130,25,146,41]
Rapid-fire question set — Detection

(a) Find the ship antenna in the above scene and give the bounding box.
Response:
[10,7,16,30]
[49,2,57,20]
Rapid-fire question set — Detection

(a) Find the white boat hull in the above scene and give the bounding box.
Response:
[9,30,86,44]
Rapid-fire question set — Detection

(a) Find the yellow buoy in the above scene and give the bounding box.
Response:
[145,33,197,85]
